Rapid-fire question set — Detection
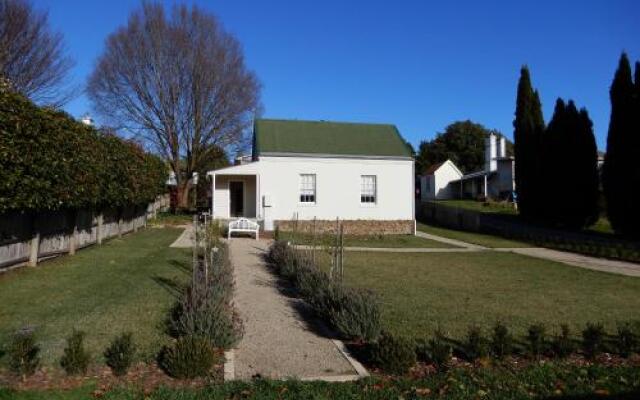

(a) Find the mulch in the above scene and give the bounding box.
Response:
[0,361,223,393]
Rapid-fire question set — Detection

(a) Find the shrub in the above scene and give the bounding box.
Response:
[527,324,547,359]
[582,323,606,359]
[552,324,576,358]
[160,335,219,379]
[60,330,90,375]
[104,333,136,376]
[490,322,513,359]
[370,332,416,375]
[168,244,243,349]
[7,329,40,378]
[326,285,382,342]
[464,325,488,361]
[614,323,637,358]
[428,331,452,371]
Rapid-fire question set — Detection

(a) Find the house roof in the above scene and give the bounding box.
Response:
[423,162,444,175]
[253,119,412,158]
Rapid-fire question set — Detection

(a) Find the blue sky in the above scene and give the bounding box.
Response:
[34,0,640,150]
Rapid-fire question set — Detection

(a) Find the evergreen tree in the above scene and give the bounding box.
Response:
[513,66,545,219]
[544,100,599,228]
[603,53,640,236]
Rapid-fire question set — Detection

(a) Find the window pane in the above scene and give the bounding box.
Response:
[360,175,376,203]
[300,174,316,203]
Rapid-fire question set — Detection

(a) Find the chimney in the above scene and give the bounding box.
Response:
[498,136,506,158]
[485,133,497,172]
[80,114,94,126]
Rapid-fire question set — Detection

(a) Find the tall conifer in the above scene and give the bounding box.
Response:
[603,53,639,236]
[513,66,545,219]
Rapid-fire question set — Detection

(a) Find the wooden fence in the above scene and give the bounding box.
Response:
[0,194,169,271]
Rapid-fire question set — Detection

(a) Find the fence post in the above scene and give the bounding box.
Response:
[28,231,40,267]
[133,206,139,233]
[69,211,78,255]
[118,209,123,238]
[96,213,103,245]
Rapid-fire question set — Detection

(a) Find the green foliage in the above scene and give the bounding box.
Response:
[513,66,545,220]
[603,53,640,237]
[416,120,511,175]
[581,323,606,359]
[7,329,40,377]
[59,330,90,375]
[0,89,166,213]
[370,332,416,374]
[542,99,599,228]
[614,323,637,358]
[551,324,576,359]
[426,330,452,371]
[464,325,488,361]
[490,322,513,359]
[526,323,546,359]
[104,332,136,376]
[159,335,218,379]
[267,241,382,341]
[168,244,243,349]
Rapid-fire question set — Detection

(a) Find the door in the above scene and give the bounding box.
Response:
[229,181,244,217]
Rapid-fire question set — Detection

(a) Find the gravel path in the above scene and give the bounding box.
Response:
[229,238,358,380]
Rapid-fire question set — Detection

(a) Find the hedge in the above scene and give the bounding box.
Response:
[0,89,166,213]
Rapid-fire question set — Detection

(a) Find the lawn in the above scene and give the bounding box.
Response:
[436,199,518,215]
[278,231,455,248]
[319,250,640,340]
[0,227,190,365]
[417,222,530,248]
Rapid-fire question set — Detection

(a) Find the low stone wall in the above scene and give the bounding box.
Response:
[275,219,415,235]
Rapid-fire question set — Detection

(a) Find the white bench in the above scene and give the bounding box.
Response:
[228,218,259,240]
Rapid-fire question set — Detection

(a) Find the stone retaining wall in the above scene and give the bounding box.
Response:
[275,219,415,235]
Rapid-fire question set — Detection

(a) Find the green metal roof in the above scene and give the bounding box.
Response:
[253,119,412,158]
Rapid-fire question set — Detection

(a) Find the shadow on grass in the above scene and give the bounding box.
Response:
[151,276,185,298]
[167,258,191,275]
[542,393,640,400]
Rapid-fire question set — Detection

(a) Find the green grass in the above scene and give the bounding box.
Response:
[278,231,456,248]
[0,227,190,365]
[319,250,640,340]
[149,211,194,226]
[436,199,518,215]
[2,363,639,399]
[417,222,530,248]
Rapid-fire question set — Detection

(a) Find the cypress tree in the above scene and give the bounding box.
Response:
[513,66,545,219]
[603,53,639,236]
[542,99,567,223]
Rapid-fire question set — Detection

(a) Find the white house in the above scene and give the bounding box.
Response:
[207,119,415,234]
[417,133,515,201]
[419,160,463,201]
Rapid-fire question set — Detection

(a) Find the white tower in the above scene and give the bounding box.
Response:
[484,133,497,172]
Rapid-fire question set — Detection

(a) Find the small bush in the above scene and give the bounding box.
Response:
[582,323,606,359]
[60,330,90,375]
[614,323,637,358]
[370,332,416,375]
[527,324,547,359]
[327,285,382,342]
[104,333,136,376]
[552,324,576,358]
[160,335,218,379]
[8,329,40,378]
[428,331,452,371]
[490,322,513,359]
[464,325,488,361]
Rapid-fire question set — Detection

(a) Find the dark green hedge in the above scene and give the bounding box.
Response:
[0,90,166,213]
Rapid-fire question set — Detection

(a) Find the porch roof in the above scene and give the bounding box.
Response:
[206,161,262,176]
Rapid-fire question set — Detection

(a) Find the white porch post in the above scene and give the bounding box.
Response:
[256,174,260,220]
[484,175,488,198]
[211,173,215,218]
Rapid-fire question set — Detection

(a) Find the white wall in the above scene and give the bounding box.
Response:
[257,156,414,222]
[434,163,462,199]
[213,175,257,218]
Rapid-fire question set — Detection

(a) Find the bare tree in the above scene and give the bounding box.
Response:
[88,2,260,208]
[0,0,74,105]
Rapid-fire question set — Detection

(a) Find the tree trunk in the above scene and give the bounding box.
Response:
[176,182,191,209]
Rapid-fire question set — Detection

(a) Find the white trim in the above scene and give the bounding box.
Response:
[259,152,413,161]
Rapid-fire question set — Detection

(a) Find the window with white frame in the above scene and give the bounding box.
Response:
[360,175,376,204]
[299,174,316,203]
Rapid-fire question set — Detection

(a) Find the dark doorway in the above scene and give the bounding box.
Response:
[229,181,244,217]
